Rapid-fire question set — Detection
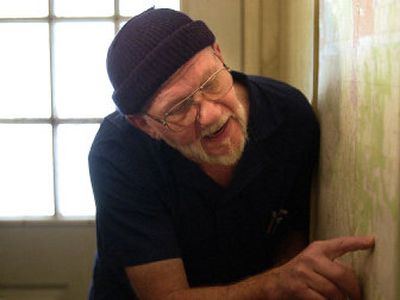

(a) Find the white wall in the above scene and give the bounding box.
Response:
[0,222,96,300]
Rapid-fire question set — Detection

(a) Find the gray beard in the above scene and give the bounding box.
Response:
[165,116,248,166]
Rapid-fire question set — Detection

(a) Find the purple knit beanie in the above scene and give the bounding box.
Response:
[106,8,216,115]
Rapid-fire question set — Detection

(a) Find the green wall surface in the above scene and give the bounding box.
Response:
[314,0,400,299]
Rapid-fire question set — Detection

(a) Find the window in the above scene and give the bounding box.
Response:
[0,0,180,219]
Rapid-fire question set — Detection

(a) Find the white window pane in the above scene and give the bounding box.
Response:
[153,0,180,10]
[54,0,113,17]
[56,124,99,216]
[119,0,154,16]
[0,23,51,118]
[0,124,54,217]
[120,0,180,16]
[0,0,48,18]
[53,22,115,118]
[119,1,180,21]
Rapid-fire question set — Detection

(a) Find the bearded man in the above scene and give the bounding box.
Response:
[89,8,374,300]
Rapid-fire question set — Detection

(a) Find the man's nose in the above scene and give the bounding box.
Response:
[193,92,223,128]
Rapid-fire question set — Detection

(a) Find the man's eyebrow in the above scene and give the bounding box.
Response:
[186,68,217,94]
[200,66,218,82]
[161,90,191,113]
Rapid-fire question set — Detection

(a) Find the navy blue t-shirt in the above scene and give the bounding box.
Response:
[88,72,320,299]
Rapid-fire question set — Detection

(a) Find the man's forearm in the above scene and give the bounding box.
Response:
[166,271,276,300]
[131,236,374,300]
[164,231,308,300]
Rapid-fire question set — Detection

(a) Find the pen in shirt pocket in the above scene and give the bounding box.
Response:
[267,209,288,235]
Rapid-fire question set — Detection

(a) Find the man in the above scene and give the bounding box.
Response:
[89,8,374,300]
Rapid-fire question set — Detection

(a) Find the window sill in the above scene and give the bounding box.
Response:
[0,216,95,228]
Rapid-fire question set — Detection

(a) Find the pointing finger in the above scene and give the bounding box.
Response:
[321,236,375,260]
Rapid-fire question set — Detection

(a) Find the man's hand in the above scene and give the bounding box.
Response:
[125,236,374,300]
[264,236,375,300]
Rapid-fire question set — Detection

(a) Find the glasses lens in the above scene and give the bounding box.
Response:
[202,68,232,99]
[165,68,232,132]
[166,106,198,132]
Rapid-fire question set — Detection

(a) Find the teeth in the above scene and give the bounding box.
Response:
[204,124,224,138]
[201,117,230,138]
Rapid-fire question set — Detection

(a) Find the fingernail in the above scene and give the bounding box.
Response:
[366,236,375,247]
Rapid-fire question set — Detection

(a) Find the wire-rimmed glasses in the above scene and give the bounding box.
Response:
[146,65,233,132]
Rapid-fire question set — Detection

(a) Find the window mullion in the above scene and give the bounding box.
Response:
[49,0,60,218]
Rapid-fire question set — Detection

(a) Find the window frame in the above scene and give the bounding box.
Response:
[0,0,175,222]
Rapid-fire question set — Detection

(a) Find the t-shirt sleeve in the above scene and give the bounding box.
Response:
[89,145,181,269]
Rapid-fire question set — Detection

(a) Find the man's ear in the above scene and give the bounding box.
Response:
[126,115,161,140]
[211,42,224,64]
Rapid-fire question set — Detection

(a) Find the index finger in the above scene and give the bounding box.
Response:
[322,236,375,260]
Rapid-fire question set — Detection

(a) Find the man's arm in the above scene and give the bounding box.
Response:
[126,258,268,300]
[126,236,375,300]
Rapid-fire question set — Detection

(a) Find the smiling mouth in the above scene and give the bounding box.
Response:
[202,119,229,139]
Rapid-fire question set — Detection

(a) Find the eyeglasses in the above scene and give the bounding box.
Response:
[146,65,233,132]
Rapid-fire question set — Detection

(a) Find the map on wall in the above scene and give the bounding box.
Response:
[315,0,400,299]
